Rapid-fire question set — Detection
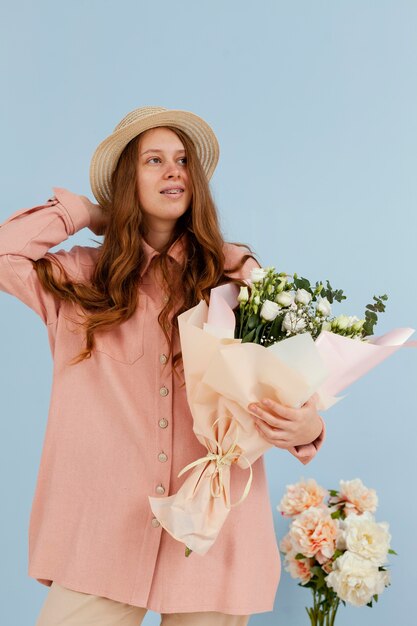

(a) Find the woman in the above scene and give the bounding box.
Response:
[0,106,325,625]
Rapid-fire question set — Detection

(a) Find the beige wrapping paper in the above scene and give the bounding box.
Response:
[149,282,415,555]
[148,286,330,555]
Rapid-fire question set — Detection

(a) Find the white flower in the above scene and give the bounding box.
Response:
[276,291,295,307]
[347,315,360,328]
[250,267,267,283]
[321,321,332,332]
[237,286,249,303]
[282,311,307,333]
[333,314,349,330]
[337,512,391,566]
[253,295,261,305]
[316,297,332,317]
[352,319,365,332]
[260,299,280,321]
[325,551,389,606]
[295,288,312,306]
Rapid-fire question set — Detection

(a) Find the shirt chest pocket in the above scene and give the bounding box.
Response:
[94,296,148,364]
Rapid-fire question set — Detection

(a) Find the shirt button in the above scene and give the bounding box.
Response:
[156,484,166,495]
[158,418,168,429]
[158,452,168,462]
[159,354,168,364]
[151,517,161,528]
[159,386,169,397]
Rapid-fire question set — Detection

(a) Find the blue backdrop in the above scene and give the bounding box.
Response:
[1,1,416,624]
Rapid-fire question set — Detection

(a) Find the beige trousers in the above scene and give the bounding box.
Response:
[35,582,251,626]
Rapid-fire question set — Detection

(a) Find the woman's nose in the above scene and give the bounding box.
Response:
[164,160,182,177]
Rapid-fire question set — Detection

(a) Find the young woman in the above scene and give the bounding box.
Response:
[0,106,325,625]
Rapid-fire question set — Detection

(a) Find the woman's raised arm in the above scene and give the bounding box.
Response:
[0,188,93,325]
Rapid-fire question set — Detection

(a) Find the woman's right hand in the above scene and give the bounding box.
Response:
[78,195,109,236]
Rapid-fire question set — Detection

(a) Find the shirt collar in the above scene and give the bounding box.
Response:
[140,232,187,277]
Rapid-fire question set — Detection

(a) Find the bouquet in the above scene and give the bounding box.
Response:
[278,477,395,625]
[148,266,415,557]
[235,266,386,345]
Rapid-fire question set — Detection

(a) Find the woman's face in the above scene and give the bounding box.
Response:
[136,126,192,242]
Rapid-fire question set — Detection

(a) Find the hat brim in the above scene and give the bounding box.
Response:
[89,109,220,206]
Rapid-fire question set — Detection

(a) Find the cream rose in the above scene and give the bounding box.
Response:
[325,551,390,607]
[278,479,327,517]
[260,299,280,321]
[316,296,332,317]
[289,506,338,564]
[276,291,295,307]
[337,512,391,566]
[295,288,312,305]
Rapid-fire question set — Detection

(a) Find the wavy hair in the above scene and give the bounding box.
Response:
[33,126,259,376]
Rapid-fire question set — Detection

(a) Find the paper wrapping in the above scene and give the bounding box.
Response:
[149,283,415,555]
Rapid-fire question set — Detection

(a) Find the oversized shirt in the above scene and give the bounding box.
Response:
[0,188,325,615]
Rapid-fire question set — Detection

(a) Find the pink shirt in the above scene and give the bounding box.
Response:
[0,188,325,615]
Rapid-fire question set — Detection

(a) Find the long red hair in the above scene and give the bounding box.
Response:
[33,126,259,375]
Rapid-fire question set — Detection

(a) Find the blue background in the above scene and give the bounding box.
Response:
[1,1,416,624]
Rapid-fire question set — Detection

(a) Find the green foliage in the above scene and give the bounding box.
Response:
[362,294,388,336]
[321,280,347,304]
[234,267,388,344]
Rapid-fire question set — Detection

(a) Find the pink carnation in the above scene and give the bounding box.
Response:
[284,553,315,584]
[289,506,338,564]
[339,479,378,516]
[277,478,327,517]
[279,532,294,555]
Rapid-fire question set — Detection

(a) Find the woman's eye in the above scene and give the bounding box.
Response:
[147,157,187,164]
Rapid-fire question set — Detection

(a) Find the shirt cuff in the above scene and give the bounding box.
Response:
[52,187,91,235]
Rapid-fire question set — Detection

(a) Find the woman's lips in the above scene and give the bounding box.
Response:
[160,190,184,200]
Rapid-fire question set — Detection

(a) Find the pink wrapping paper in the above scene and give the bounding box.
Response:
[149,283,415,555]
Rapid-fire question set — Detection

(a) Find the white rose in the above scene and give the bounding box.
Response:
[352,319,365,332]
[282,311,307,333]
[316,297,332,317]
[260,299,280,321]
[333,314,349,330]
[237,286,249,303]
[295,288,312,305]
[250,267,267,283]
[325,551,388,607]
[321,321,332,332]
[276,291,295,307]
[338,512,391,566]
[347,315,360,328]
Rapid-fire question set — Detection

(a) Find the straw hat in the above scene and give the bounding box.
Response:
[89,106,220,206]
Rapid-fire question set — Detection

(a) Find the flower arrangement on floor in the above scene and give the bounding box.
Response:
[278,478,396,625]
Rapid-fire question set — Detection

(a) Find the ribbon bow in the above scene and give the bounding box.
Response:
[177,418,253,508]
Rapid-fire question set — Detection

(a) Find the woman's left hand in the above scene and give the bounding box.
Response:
[247,394,323,449]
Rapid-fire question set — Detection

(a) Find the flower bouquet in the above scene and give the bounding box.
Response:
[148,266,415,557]
[278,478,395,625]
